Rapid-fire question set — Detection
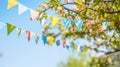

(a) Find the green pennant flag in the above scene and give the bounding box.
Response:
[35,34,40,44]
[16,28,23,38]
[7,23,16,35]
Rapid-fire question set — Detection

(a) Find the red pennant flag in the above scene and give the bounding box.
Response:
[26,31,32,42]
[62,40,66,48]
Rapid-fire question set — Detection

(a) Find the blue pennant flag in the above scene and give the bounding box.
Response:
[102,22,110,30]
[66,44,70,50]
[73,20,83,30]
[56,40,60,46]
[42,35,47,45]
[35,34,40,44]
[61,18,72,29]
[80,46,84,52]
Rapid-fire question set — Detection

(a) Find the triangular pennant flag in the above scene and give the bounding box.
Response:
[50,16,60,27]
[61,18,72,29]
[7,0,18,9]
[77,45,80,52]
[7,23,16,35]
[80,46,84,52]
[42,35,47,45]
[84,46,89,53]
[26,31,32,42]
[35,34,40,44]
[0,22,5,29]
[56,40,60,46]
[62,40,66,48]
[30,9,39,20]
[66,44,70,50]
[16,28,24,38]
[73,20,83,30]
[48,37,55,46]
[18,3,29,15]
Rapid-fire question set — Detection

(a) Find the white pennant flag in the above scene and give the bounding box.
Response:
[16,28,24,37]
[18,3,29,15]
[30,9,39,20]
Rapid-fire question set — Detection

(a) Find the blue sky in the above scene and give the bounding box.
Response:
[0,0,70,67]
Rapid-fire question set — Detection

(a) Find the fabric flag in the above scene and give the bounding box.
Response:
[35,34,40,44]
[61,18,72,29]
[30,9,39,20]
[16,28,24,38]
[48,37,55,46]
[26,31,32,42]
[18,3,29,15]
[62,40,66,48]
[77,45,80,52]
[50,16,60,27]
[102,22,110,30]
[0,22,5,29]
[7,23,16,35]
[56,40,60,46]
[84,46,89,53]
[66,44,70,50]
[73,20,83,30]
[80,46,84,52]
[7,0,18,9]
[42,35,47,45]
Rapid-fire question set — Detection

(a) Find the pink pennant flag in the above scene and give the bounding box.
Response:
[62,40,66,48]
[26,31,33,41]
[30,9,39,20]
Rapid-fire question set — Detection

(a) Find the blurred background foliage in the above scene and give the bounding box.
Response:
[37,0,120,67]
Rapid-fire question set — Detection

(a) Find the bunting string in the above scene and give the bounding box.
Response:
[0,21,89,52]
[0,0,110,52]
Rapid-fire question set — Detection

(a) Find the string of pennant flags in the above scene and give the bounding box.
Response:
[7,0,84,30]
[7,0,110,25]
[0,22,39,43]
[0,21,109,53]
[7,0,109,30]
[0,0,110,52]
[0,21,90,52]
[3,0,85,51]
[0,22,55,45]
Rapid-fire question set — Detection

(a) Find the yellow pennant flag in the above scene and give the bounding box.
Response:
[84,46,89,53]
[50,16,60,27]
[48,37,55,46]
[8,0,18,9]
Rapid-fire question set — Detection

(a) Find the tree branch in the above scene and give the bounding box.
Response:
[106,49,120,55]
[88,8,120,14]
[87,45,120,55]
[63,6,78,14]
[40,3,75,13]
[39,2,120,15]
[54,33,61,38]
[97,49,120,55]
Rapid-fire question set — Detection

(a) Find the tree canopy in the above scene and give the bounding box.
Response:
[33,0,120,67]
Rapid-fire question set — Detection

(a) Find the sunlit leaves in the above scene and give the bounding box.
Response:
[38,0,120,66]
